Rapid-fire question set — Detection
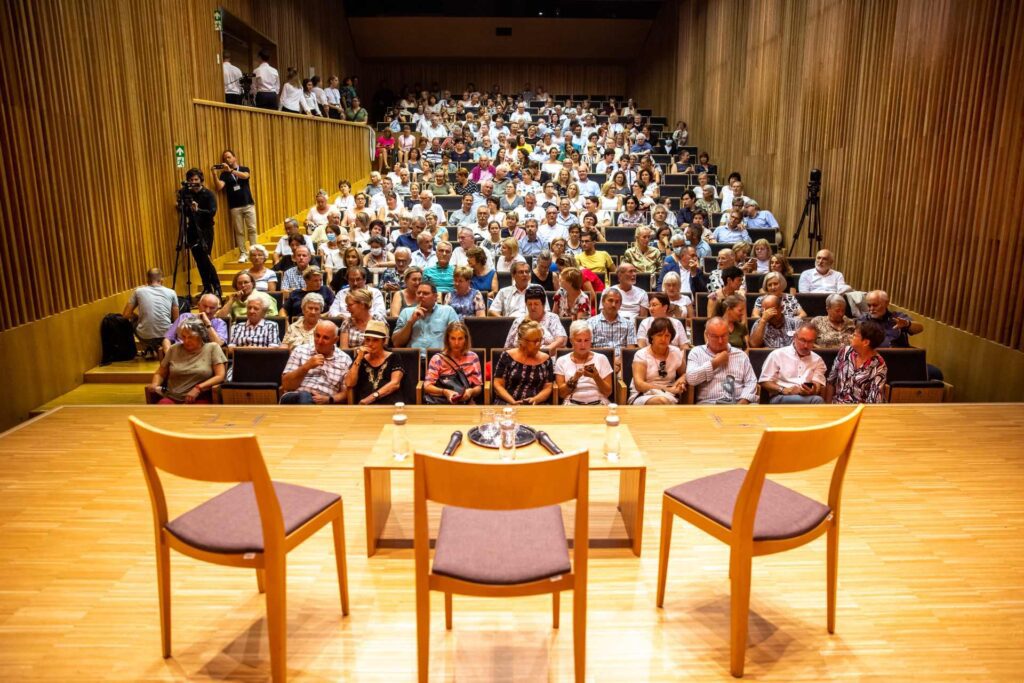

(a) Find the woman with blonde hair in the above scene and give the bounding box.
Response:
[492,320,554,405]
[495,237,526,273]
[622,225,663,274]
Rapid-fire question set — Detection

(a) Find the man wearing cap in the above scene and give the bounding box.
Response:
[392,281,461,349]
[280,321,352,404]
[503,285,566,354]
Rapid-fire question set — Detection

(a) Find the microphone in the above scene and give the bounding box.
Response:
[442,430,463,457]
[536,431,563,455]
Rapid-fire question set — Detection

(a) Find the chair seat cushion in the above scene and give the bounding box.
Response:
[665,468,830,541]
[165,482,340,554]
[432,505,571,585]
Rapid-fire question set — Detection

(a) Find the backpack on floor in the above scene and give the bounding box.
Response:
[100,314,137,365]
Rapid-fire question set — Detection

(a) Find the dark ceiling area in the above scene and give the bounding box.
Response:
[343,0,663,19]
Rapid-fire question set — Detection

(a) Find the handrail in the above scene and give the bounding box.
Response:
[192,98,372,130]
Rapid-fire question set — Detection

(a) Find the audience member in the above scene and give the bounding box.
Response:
[555,320,614,405]
[638,293,689,349]
[339,289,386,348]
[828,320,888,404]
[149,318,226,404]
[502,285,566,354]
[285,266,334,317]
[281,293,324,349]
[218,271,278,318]
[492,320,555,405]
[758,322,827,404]
[861,290,923,348]
[489,261,539,317]
[345,320,404,404]
[123,268,178,359]
[442,266,486,318]
[799,249,851,293]
[811,294,856,347]
[228,297,280,349]
[749,294,801,348]
[753,272,805,318]
[587,288,637,348]
[280,321,351,404]
[161,293,225,358]
[609,263,649,319]
[423,322,484,404]
[686,317,758,404]
[422,241,456,293]
[629,317,687,405]
[622,226,662,274]
[392,281,460,349]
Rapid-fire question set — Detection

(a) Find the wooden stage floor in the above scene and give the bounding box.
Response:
[0,404,1021,681]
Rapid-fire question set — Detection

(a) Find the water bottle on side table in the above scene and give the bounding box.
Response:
[392,402,410,461]
[604,402,621,462]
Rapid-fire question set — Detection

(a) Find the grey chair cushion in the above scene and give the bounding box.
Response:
[432,505,571,585]
[665,468,830,541]
[165,482,340,554]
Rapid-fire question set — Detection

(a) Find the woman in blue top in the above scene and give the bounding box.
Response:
[467,247,498,298]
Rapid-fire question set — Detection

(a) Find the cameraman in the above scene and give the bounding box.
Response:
[179,168,221,297]
[213,149,258,262]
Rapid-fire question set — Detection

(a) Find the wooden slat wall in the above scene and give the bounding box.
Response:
[360,61,628,100]
[0,0,362,332]
[633,0,1024,350]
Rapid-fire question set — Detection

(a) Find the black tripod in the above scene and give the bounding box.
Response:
[172,185,196,308]
[173,185,222,306]
[792,168,823,256]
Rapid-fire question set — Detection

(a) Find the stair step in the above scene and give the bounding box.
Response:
[31,382,148,415]
[84,358,160,383]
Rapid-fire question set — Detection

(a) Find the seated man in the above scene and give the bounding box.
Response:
[586,288,637,349]
[711,209,752,244]
[685,317,758,404]
[744,199,779,229]
[161,293,226,358]
[279,320,351,404]
[758,322,827,404]
[575,232,616,284]
[328,266,387,319]
[705,248,737,292]
[799,249,852,293]
[422,241,456,294]
[503,285,567,355]
[517,219,548,261]
[274,218,314,266]
[123,268,179,360]
[488,261,543,318]
[392,281,461,349]
[608,263,649,319]
[749,294,801,348]
[280,245,313,295]
[860,289,924,348]
[411,231,437,270]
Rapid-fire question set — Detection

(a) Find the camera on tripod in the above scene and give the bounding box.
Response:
[807,168,822,198]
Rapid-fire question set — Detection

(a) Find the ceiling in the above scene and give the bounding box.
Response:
[343,1,664,19]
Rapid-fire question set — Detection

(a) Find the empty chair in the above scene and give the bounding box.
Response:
[218,347,292,404]
[465,316,515,352]
[656,406,864,677]
[129,416,349,682]
[414,448,590,682]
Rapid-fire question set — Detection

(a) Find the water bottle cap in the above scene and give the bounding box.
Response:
[395,402,406,409]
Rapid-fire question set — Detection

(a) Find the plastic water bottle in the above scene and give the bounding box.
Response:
[604,403,621,462]
[498,415,517,462]
[392,402,410,460]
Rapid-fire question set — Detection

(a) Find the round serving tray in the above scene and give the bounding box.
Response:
[467,424,537,449]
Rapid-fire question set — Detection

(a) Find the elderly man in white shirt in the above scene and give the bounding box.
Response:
[686,317,758,404]
[510,102,532,125]
[451,227,493,269]
[327,267,387,319]
[608,263,650,319]
[758,322,827,404]
[488,261,548,318]
[799,249,852,293]
[515,193,546,224]
[539,206,569,243]
[411,190,447,226]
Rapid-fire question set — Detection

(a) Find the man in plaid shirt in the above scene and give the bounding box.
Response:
[280,321,352,404]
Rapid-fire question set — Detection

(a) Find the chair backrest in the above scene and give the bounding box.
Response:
[230,347,292,384]
[877,348,928,382]
[389,348,423,404]
[128,416,285,550]
[732,406,864,539]
[691,317,709,344]
[620,347,639,391]
[466,316,515,351]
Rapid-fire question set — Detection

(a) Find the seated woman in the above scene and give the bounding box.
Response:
[442,266,486,318]
[628,317,687,405]
[769,254,798,294]
[554,320,614,406]
[496,237,526,273]
[492,320,554,405]
[344,320,405,405]
[812,294,857,347]
[530,250,556,289]
[281,292,324,349]
[751,238,773,273]
[389,266,423,316]
[622,226,663,274]
[306,189,332,233]
[638,293,690,349]
[285,266,335,318]
[247,245,279,292]
[752,272,806,318]
[341,289,385,348]
[218,271,278,319]
[423,321,484,405]
[722,293,749,350]
[467,247,498,299]
[828,320,888,404]
[553,266,592,320]
[149,318,226,404]
[617,195,647,227]
[228,297,281,349]
[661,272,694,319]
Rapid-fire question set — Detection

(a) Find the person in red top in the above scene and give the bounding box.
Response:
[375,129,396,172]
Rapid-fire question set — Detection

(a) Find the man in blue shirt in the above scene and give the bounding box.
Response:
[744,200,780,229]
[630,133,654,156]
[392,281,461,349]
[518,219,548,261]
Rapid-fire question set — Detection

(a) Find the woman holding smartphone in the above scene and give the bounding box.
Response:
[555,321,614,406]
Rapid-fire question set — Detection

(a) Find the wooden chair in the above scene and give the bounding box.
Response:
[656,406,864,677]
[413,448,590,682]
[129,417,350,682]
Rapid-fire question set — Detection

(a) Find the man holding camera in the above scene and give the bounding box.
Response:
[213,149,258,262]
[180,168,221,297]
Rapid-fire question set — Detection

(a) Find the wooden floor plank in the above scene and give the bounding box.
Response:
[0,404,1021,681]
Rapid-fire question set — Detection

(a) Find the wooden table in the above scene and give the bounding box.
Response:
[364,419,646,557]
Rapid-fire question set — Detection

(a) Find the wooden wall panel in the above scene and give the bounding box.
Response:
[360,61,628,101]
[632,0,1024,351]
[0,0,363,332]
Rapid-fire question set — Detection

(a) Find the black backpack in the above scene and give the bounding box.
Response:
[100,314,137,365]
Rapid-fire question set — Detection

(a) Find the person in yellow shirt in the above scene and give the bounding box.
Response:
[575,232,616,284]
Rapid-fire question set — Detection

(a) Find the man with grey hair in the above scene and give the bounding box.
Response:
[861,289,923,348]
[274,217,314,265]
[758,321,827,403]
[280,321,352,404]
[686,316,758,404]
[451,227,490,269]
[515,192,545,224]
[608,262,649,319]
[411,189,446,225]
[799,249,851,294]
[161,293,226,358]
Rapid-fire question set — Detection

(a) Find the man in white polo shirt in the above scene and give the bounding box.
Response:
[608,263,649,319]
